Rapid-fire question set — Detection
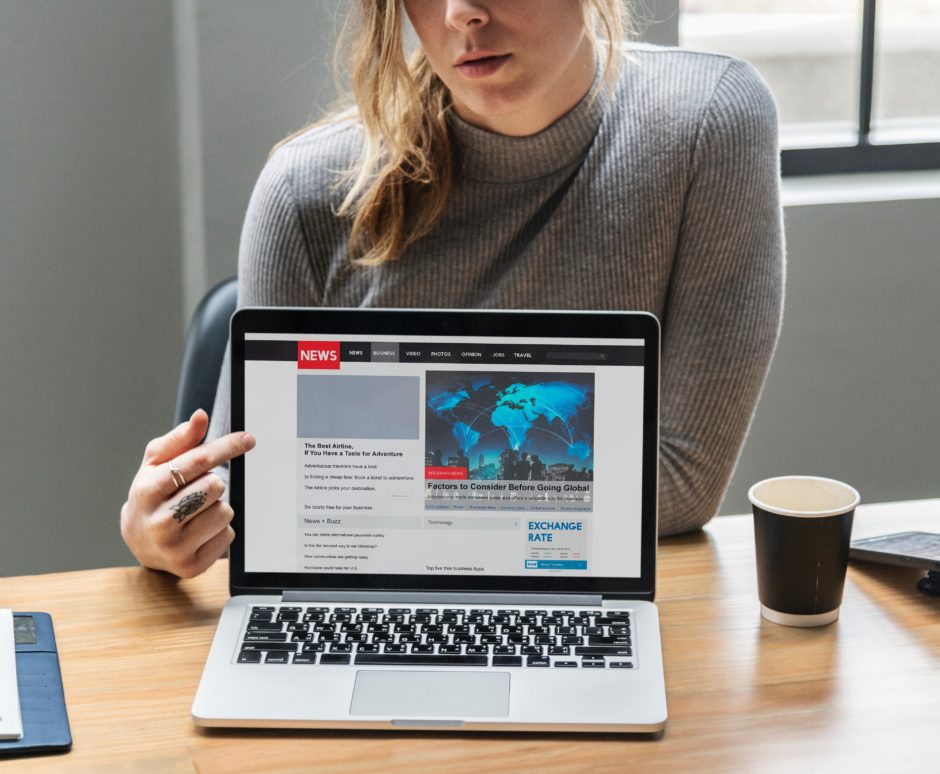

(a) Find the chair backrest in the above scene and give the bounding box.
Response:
[174,276,238,425]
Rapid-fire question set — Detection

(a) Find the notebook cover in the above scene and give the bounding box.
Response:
[0,613,72,757]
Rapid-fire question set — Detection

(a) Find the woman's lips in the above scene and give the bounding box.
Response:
[456,53,511,79]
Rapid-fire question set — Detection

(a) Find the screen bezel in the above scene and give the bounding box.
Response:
[229,307,659,600]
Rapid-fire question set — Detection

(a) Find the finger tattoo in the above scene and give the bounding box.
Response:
[171,492,207,523]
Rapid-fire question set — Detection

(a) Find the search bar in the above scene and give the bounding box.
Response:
[546,351,607,361]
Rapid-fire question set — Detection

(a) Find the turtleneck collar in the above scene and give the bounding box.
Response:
[447,66,606,184]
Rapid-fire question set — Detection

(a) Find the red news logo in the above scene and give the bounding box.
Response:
[297,341,340,369]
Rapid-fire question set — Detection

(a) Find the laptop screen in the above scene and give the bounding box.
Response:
[230,309,659,597]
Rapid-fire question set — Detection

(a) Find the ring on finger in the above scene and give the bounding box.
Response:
[168,460,186,489]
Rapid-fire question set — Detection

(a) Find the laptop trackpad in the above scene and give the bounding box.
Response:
[350,671,510,718]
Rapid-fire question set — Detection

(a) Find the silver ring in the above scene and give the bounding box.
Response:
[168,461,186,489]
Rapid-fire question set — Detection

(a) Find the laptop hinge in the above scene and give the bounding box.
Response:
[281,591,604,606]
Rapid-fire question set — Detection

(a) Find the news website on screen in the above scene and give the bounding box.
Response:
[242,332,645,579]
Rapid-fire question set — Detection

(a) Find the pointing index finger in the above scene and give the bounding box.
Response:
[161,431,256,497]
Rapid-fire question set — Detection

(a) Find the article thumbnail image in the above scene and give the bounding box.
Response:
[425,371,595,481]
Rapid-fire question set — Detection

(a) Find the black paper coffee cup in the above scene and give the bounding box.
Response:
[748,476,860,627]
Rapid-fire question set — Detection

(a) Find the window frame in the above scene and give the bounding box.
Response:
[672,0,940,176]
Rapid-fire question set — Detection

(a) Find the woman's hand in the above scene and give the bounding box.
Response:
[120,409,256,578]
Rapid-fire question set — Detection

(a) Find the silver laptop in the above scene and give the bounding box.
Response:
[192,308,667,733]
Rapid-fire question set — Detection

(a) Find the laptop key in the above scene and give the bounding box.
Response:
[588,636,631,646]
[355,654,487,667]
[554,661,578,668]
[329,643,352,653]
[576,646,632,657]
[594,615,630,626]
[247,622,283,632]
[251,606,276,613]
[411,644,434,654]
[237,650,262,663]
[610,661,634,669]
[239,642,297,652]
[264,652,289,664]
[466,645,489,655]
[492,656,523,667]
[357,643,379,653]
[383,644,407,654]
[581,658,606,669]
[526,657,550,668]
[292,653,318,664]
[301,643,325,653]
[320,654,351,665]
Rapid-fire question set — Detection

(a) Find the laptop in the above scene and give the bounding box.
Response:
[192,307,667,733]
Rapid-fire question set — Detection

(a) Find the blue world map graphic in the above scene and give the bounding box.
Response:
[425,371,595,478]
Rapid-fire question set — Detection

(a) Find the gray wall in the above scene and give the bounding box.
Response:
[0,0,340,577]
[721,198,940,515]
[0,0,182,576]
[0,2,936,577]
[193,0,343,295]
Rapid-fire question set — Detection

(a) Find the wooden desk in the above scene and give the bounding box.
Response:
[2,500,938,771]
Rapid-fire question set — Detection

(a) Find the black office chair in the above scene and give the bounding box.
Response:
[173,276,238,425]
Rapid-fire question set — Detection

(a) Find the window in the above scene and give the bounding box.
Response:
[678,0,940,175]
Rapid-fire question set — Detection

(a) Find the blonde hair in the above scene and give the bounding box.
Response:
[277,1,627,267]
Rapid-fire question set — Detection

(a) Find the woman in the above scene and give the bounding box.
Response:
[121,0,784,578]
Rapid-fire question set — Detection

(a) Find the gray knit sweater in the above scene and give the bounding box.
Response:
[208,45,785,537]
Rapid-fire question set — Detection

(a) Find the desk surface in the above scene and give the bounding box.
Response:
[2,500,938,771]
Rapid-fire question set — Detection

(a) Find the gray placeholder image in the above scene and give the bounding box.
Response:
[296,374,420,440]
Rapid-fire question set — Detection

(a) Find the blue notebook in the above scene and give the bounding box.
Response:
[0,613,71,757]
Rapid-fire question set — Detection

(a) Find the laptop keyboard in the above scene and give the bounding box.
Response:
[236,606,633,669]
